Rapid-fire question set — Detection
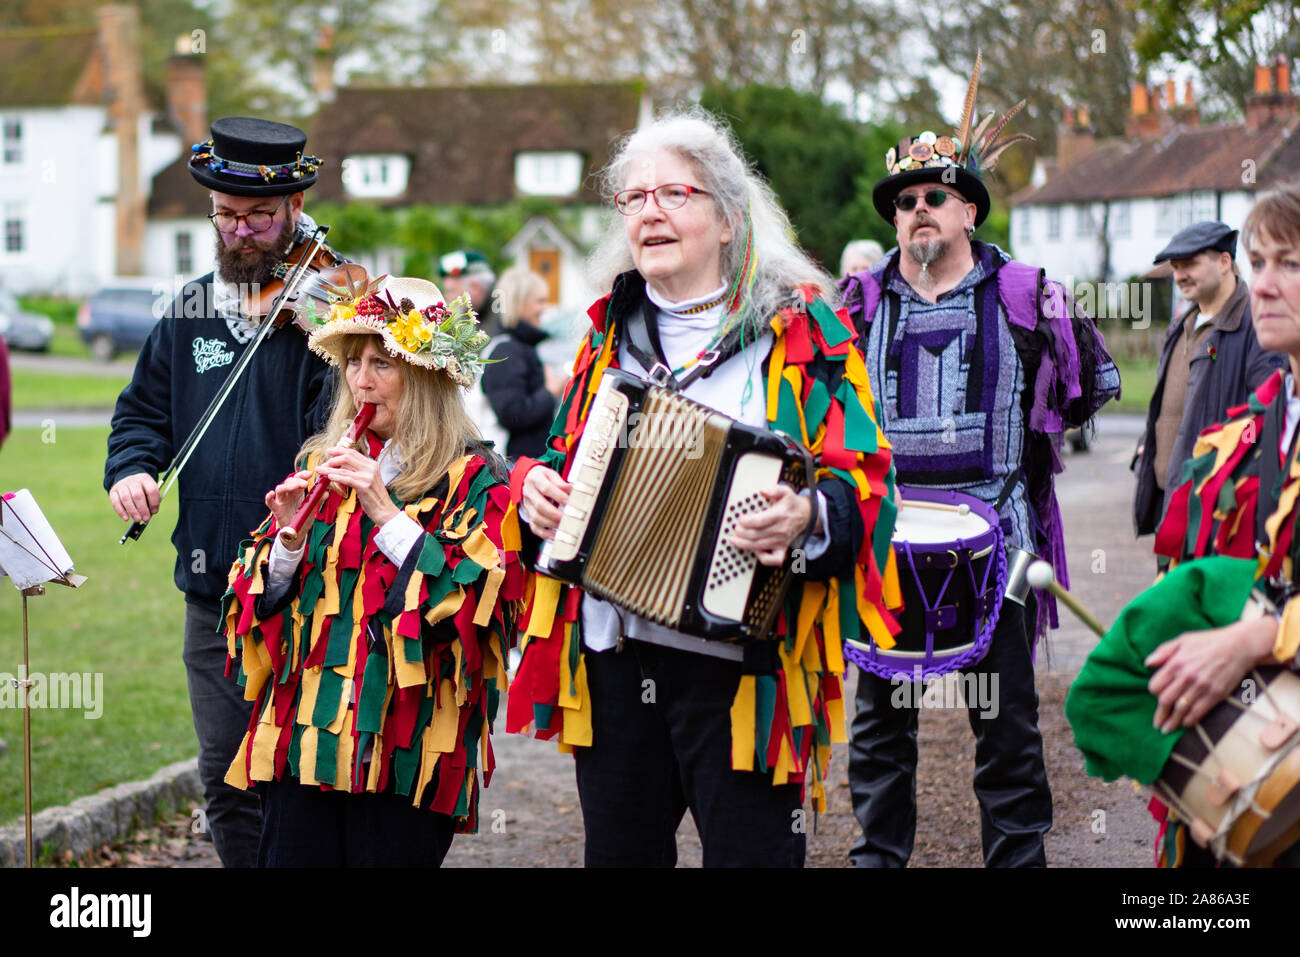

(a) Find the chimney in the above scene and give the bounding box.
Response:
[1169,76,1200,127]
[1057,104,1096,169]
[1125,81,1164,138]
[1245,57,1298,132]
[98,3,145,277]
[166,40,207,146]
[313,26,336,104]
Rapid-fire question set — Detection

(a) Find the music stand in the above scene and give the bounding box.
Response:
[0,489,87,867]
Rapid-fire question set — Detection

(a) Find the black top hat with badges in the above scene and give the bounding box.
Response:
[188,117,323,196]
[872,51,1032,227]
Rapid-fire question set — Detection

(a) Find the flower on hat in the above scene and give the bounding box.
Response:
[306,273,496,387]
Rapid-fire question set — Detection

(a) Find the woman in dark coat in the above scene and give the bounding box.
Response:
[481,268,566,458]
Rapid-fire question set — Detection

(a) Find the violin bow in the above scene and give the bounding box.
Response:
[121,225,331,544]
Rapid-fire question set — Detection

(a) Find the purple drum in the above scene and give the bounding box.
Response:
[844,486,1005,681]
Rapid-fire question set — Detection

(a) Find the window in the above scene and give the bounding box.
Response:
[2,117,20,165]
[340,155,411,199]
[175,232,193,274]
[1193,190,1216,223]
[1017,208,1031,243]
[1156,194,1194,235]
[1075,203,1093,237]
[3,203,22,253]
[515,151,583,197]
[1110,201,1131,239]
[1046,206,1061,240]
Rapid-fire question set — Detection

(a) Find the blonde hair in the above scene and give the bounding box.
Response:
[496,267,548,329]
[300,334,485,501]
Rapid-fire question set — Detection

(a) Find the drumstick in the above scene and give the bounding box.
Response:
[1026,560,1108,638]
[899,499,971,515]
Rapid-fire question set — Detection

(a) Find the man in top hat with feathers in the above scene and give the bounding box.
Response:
[838,55,1121,866]
[105,118,341,867]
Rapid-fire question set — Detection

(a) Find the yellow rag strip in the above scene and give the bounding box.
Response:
[474,566,506,627]
[224,731,253,789]
[1277,598,1300,664]
[765,333,786,424]
[730,676,757,772]
[526,575,562,638]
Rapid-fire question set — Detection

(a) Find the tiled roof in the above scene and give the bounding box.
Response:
[148,154,210,218]
[309,82,644,205]
[1011,117,1300,206]
[0,26,100,108]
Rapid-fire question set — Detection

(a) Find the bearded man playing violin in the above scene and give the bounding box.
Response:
[105,117,342,868]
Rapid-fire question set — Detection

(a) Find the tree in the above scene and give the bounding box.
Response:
[1133,0,1300,117]
[700,84,906,271]
[915,0,1139,190]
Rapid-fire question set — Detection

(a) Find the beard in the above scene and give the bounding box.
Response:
[905,238,950,285]
[214,215,296,288]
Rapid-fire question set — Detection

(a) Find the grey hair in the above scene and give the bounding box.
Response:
[838,239,884,276]
[587,107,835,333]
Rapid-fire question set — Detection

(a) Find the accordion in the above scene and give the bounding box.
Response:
[536,369,813,642]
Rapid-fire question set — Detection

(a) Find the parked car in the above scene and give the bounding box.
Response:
[0,288,54,352]
[78,281,166,361]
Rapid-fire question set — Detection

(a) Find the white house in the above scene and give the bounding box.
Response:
[0,6,189,296]
[1009,63,1300,299]
[310,81,650,311]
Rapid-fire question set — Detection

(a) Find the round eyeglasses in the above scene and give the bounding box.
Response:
[208,195,290,233]
[613,184,711,216]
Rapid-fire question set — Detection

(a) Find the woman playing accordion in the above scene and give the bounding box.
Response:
[1069,179,1300,867]
[504,109,899,867]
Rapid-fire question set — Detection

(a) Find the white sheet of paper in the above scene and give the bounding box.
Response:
[0,489,76,590]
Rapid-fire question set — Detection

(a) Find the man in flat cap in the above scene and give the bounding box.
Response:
[439,249,500,333]
[105,118,341,867]
[1133,221,1284,536]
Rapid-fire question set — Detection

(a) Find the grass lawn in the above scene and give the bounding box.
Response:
[1108,356,1158,415]
[11,368,131,410]
[0,427,192,826]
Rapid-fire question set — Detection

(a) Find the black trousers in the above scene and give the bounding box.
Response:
[182,598,261,868]
[257,778,457,867]
[847,596,1052,867]
[574,641,805,867]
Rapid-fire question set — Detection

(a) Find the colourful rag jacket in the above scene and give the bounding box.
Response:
[501,274,901,810]
[1145,370,1300,865]
[221,438,522,832]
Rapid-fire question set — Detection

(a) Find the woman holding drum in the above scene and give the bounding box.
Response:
[219,276,521,866]
[506,109,898,867]
[1069,178,1300,867]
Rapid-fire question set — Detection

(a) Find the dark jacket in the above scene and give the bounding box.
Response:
[481,322,556,459]
[105,273,334,602]
[1132,276,1284,535]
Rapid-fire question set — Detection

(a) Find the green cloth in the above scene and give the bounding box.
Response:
[1064,556,1258,784]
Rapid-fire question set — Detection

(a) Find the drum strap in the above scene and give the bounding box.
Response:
[993,467,1022,515]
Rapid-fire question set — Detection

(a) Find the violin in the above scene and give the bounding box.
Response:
[242,237,369,332]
